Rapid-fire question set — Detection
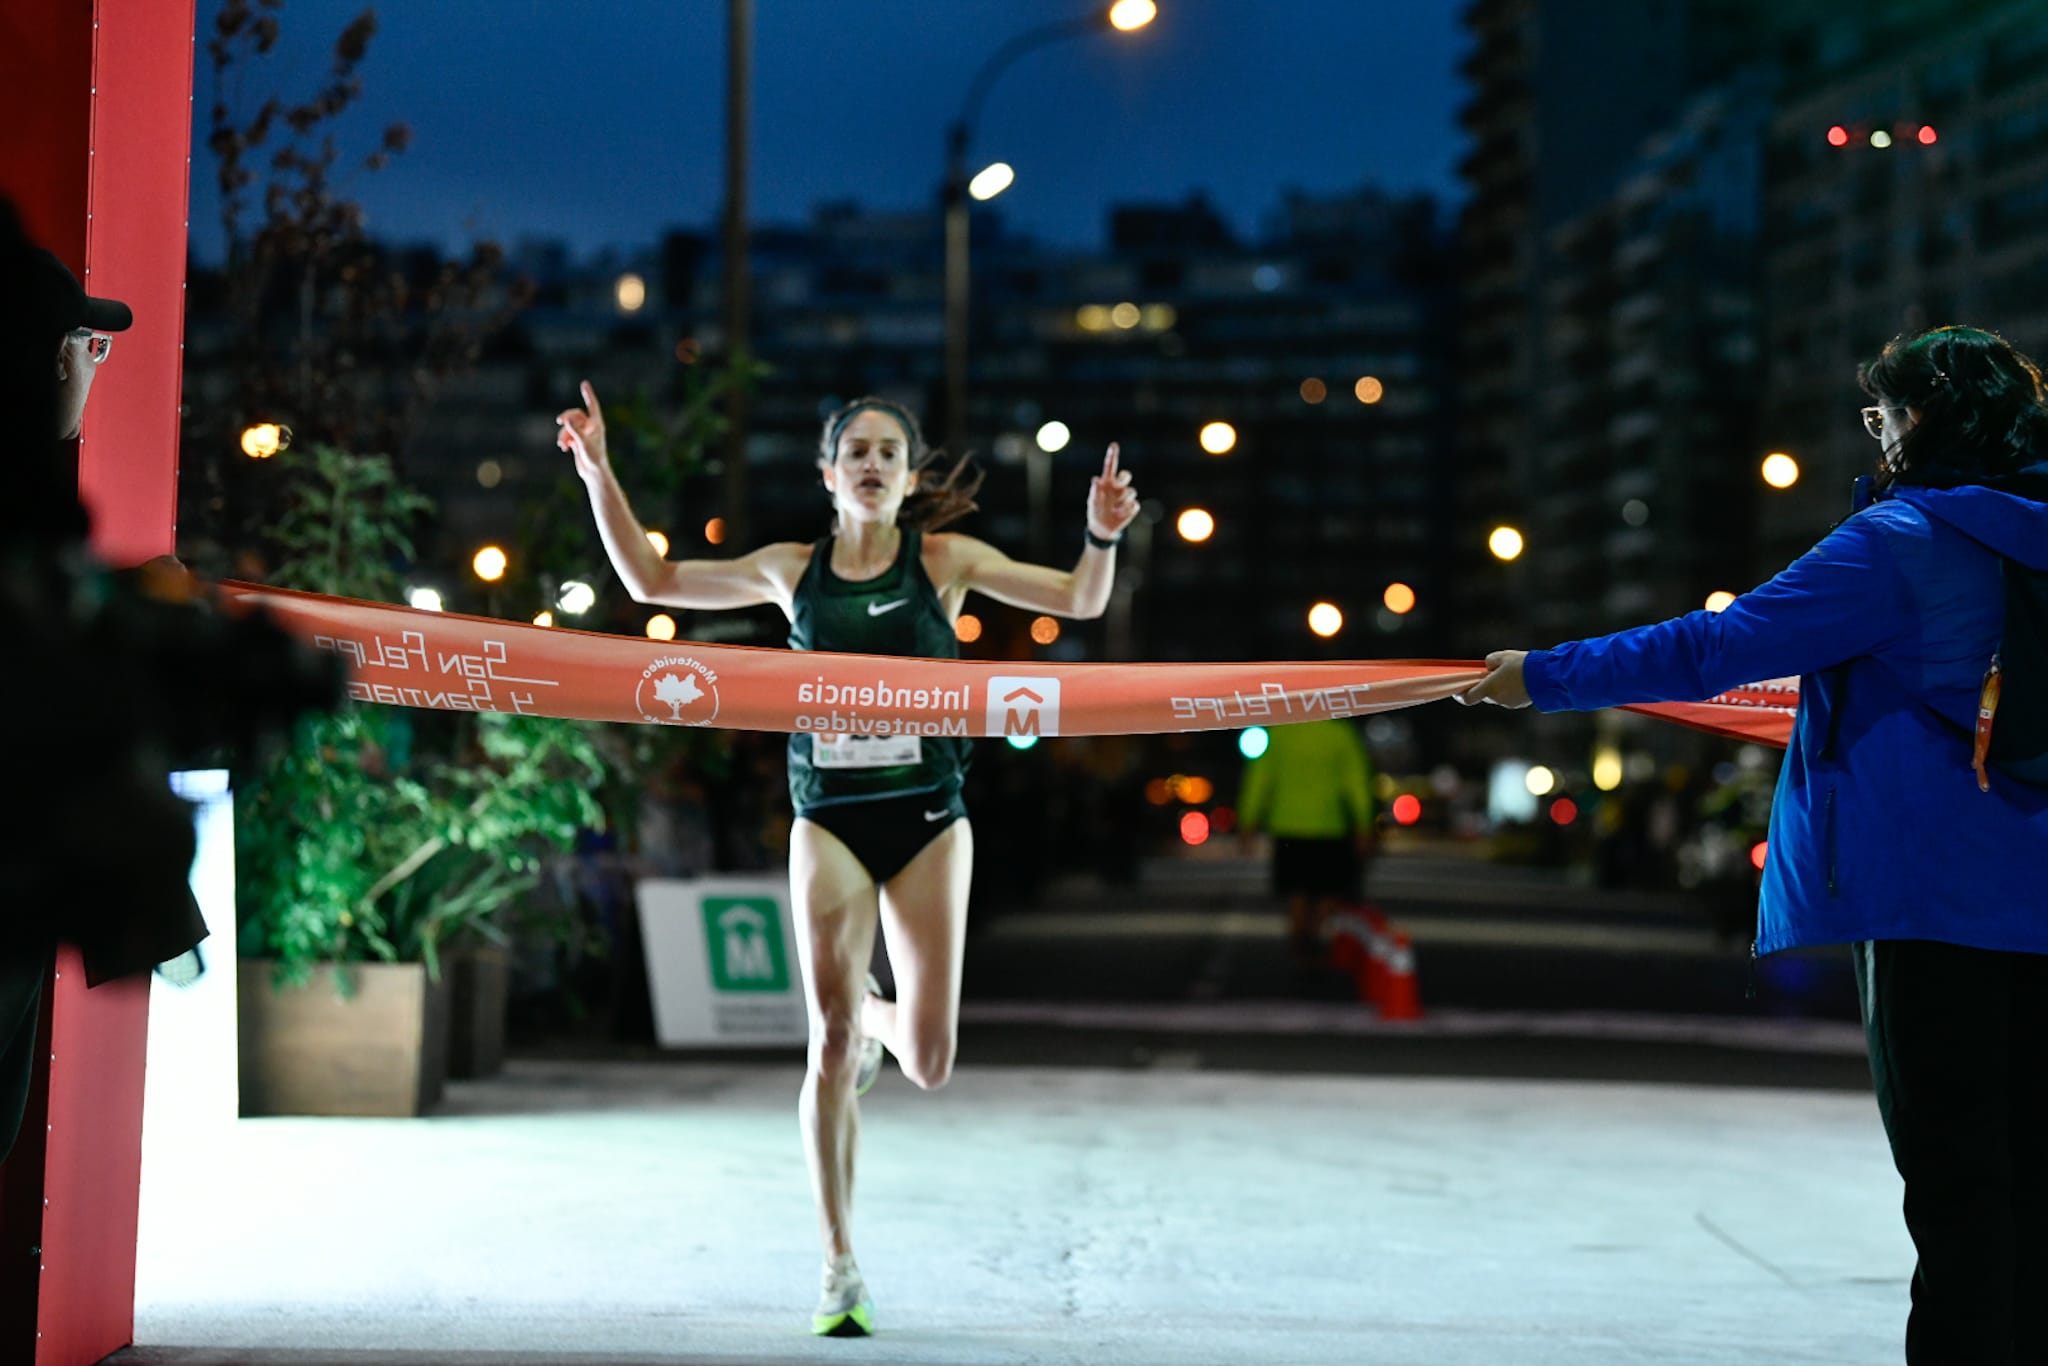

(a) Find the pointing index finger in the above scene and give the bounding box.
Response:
[580,380,603,422]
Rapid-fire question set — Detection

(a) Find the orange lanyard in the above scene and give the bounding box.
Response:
[1974,655,2003,793]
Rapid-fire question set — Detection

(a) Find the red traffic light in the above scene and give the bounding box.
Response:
[1918,125,1938,145]
[1826,125,1849,147]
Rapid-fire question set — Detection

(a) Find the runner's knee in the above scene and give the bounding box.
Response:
[897,1028,956,1091]
[808,1011,862,1079]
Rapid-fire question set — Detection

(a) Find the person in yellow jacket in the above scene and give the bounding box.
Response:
[1237,717,1376,962]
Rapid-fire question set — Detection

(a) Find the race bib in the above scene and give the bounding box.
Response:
[813,733,923,769]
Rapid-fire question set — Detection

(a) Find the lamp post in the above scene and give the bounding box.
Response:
[941,2,1156,454]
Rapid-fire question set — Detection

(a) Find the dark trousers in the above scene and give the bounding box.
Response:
[1853,938,2048,1366]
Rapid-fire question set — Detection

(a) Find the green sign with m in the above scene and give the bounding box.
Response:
[702,897,790,992]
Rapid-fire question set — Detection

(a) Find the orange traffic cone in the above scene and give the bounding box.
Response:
[1377,929,1422,1021]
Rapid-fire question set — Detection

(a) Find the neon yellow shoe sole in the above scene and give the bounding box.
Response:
[811,1297,875,1337]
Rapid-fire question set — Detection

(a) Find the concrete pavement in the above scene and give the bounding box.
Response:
[124,1059,1911,1366]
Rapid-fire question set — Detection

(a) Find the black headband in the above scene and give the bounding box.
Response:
[826,401,916,454]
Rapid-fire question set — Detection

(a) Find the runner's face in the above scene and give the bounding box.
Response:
[824,409,916,522]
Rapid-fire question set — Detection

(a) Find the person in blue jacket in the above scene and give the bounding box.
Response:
[1461,325,2048,1365]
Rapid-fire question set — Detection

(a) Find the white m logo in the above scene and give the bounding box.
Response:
[985,676,1061,738]
[718,906,775,981]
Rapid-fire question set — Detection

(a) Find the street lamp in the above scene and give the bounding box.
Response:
[967,162,1015,201]
[943,2,1157,452]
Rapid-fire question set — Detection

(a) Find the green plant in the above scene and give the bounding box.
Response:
[237,707,604,986]
[235,443,607,989]
[270,443,434,601]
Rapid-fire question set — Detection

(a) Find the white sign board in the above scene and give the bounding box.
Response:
[636,875,808,1047]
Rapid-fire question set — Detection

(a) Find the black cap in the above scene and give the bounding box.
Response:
[25,248,133,334]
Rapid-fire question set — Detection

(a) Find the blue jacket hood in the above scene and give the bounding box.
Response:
[1889,475,2048,571]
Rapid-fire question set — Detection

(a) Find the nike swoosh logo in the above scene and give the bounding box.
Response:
[867,599,909,617]
[924,809,951,822]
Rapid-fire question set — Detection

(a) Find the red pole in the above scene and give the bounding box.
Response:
[0,1,196,1360]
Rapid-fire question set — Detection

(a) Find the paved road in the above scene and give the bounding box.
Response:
[120,1060,1912,1366]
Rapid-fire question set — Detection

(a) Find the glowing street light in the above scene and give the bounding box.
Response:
[942,4,1154,453]
[407,586,444,613]
[240,422,289,459]
[471,545,508,582]
[1355,376,1385,404]
[1705,591,1737,613]
[968,162,1015,201]
[1524,764,1557,797]
[1761,452,1800,489]
[532,610,555,628]
[615,272,647,312]
[1489,526,1525,561]
[558,580,597,615]
[955,613,984,643]
[1308,601,1344,638]
[646,529,671,556]
[704,517,727,545]
[1198,421,1237,455]
[1036,420,1072,453]
[1176,508,1215,543]
[1382,582,1416,615]
[1300,378,1327,404]
[646,613,678,641]
[1592,747,1624,792]
[1108,0,1158,31]
[1870,128,1893,148]
[1239,726,1270,760]
[1030,615,1061,644]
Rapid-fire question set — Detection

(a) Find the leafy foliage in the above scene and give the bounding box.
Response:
[237,707,605,987]
[268,443,435,601]
[234,442,606,990]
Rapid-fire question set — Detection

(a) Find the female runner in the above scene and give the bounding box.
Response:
[558,385,1140,1335]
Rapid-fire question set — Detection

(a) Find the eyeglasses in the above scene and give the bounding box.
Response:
[69,327,113,365]
[1860,405,1897,441]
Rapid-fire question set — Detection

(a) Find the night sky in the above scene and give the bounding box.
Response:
[189,0,1465,262]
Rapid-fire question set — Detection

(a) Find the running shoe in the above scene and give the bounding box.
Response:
[812,1255,875,1337]
[855,972,885,1097]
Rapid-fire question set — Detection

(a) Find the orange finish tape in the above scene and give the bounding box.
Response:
[222,583,1798,747]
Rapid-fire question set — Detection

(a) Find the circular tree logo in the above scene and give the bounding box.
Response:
[636,656,721,726]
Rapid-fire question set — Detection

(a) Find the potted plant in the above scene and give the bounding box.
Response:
[233,445,604,1115]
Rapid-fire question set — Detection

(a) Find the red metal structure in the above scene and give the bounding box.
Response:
[0,1,196,1361]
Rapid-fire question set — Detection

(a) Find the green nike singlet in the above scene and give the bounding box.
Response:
[785,528,972,813]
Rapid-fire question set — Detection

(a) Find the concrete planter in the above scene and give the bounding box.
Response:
[237,961,449,1117]
[444,943,510,1080]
